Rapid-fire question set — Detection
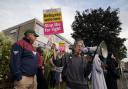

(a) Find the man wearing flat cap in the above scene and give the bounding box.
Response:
[10,29,39,89]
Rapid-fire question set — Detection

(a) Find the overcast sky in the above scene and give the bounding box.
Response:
[0,0,128,48]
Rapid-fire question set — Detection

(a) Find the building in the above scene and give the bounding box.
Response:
[3,18,72,52]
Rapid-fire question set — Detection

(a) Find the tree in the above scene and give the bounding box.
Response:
[71,7,127,60]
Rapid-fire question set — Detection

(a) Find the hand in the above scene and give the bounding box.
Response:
[101,64,107,69]
[42,66,44,70]
[15,74,22,81]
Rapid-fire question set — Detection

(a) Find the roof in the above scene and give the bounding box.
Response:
[3,18,31,31]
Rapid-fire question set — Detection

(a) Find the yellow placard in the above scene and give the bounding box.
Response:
[59,42,65,47]
[44,12,62,23]
[43,8,62,23]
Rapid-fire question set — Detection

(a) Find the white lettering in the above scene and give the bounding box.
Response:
[54,23,61,26]
[45,24,53,28]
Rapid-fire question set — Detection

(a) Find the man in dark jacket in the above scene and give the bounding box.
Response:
[10,29,39,89]
[62,39,92,89]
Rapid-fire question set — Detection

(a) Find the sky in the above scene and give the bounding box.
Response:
[0,0,128,51]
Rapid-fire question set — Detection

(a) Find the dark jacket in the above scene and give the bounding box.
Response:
[10,37,38,81]
[106,57,118,89]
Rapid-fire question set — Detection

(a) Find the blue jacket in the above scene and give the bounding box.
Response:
[10,37,38,81]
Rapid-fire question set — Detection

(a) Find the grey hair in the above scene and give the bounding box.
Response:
[73,39,85,47]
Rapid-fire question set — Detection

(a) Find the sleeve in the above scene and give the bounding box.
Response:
[93,55,102,73]
[10,43,22,81]
[107,59,119,78]
[84,62,92,77]
[37,53,43,68]
[84,56,92,77]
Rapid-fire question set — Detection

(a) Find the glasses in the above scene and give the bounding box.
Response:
[76,44,83,48]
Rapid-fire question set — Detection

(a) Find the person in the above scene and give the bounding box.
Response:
[53,50,65,89]
[62,39,92,89]
[36,47,48,89]
[10,29,39,89]
[105,52,118,89]
[49,43,58,89]
[92,54,107,89]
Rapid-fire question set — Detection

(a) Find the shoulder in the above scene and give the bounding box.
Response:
[15,40,26,48]
[64,53,73,59]
[15,39,32,50]
[12,40,30,51]
[12,40,24,48]
[11,40,25,52]
[62,53,73,63]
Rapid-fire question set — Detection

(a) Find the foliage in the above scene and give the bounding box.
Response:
[0,32,13,80]
[71,7,127,60]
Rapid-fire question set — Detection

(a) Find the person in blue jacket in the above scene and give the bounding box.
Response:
[10,29,39,89]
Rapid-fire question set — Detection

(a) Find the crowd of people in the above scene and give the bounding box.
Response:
[10,29,120,89]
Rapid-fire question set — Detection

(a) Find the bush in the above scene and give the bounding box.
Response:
[0,32,13,81]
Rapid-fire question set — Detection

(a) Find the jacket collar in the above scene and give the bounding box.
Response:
[23,37,31,44]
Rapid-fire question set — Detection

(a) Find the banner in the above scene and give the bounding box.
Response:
[43,8,64,35]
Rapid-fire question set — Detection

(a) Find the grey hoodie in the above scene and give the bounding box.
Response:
[63,54,92,89]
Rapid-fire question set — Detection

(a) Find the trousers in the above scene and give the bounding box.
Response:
[14,75,35,89]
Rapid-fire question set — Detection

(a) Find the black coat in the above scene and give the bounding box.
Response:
[106,58,118,89]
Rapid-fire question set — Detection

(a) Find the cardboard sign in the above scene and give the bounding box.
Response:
[59,42,65,52]
[43,8,64,35]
